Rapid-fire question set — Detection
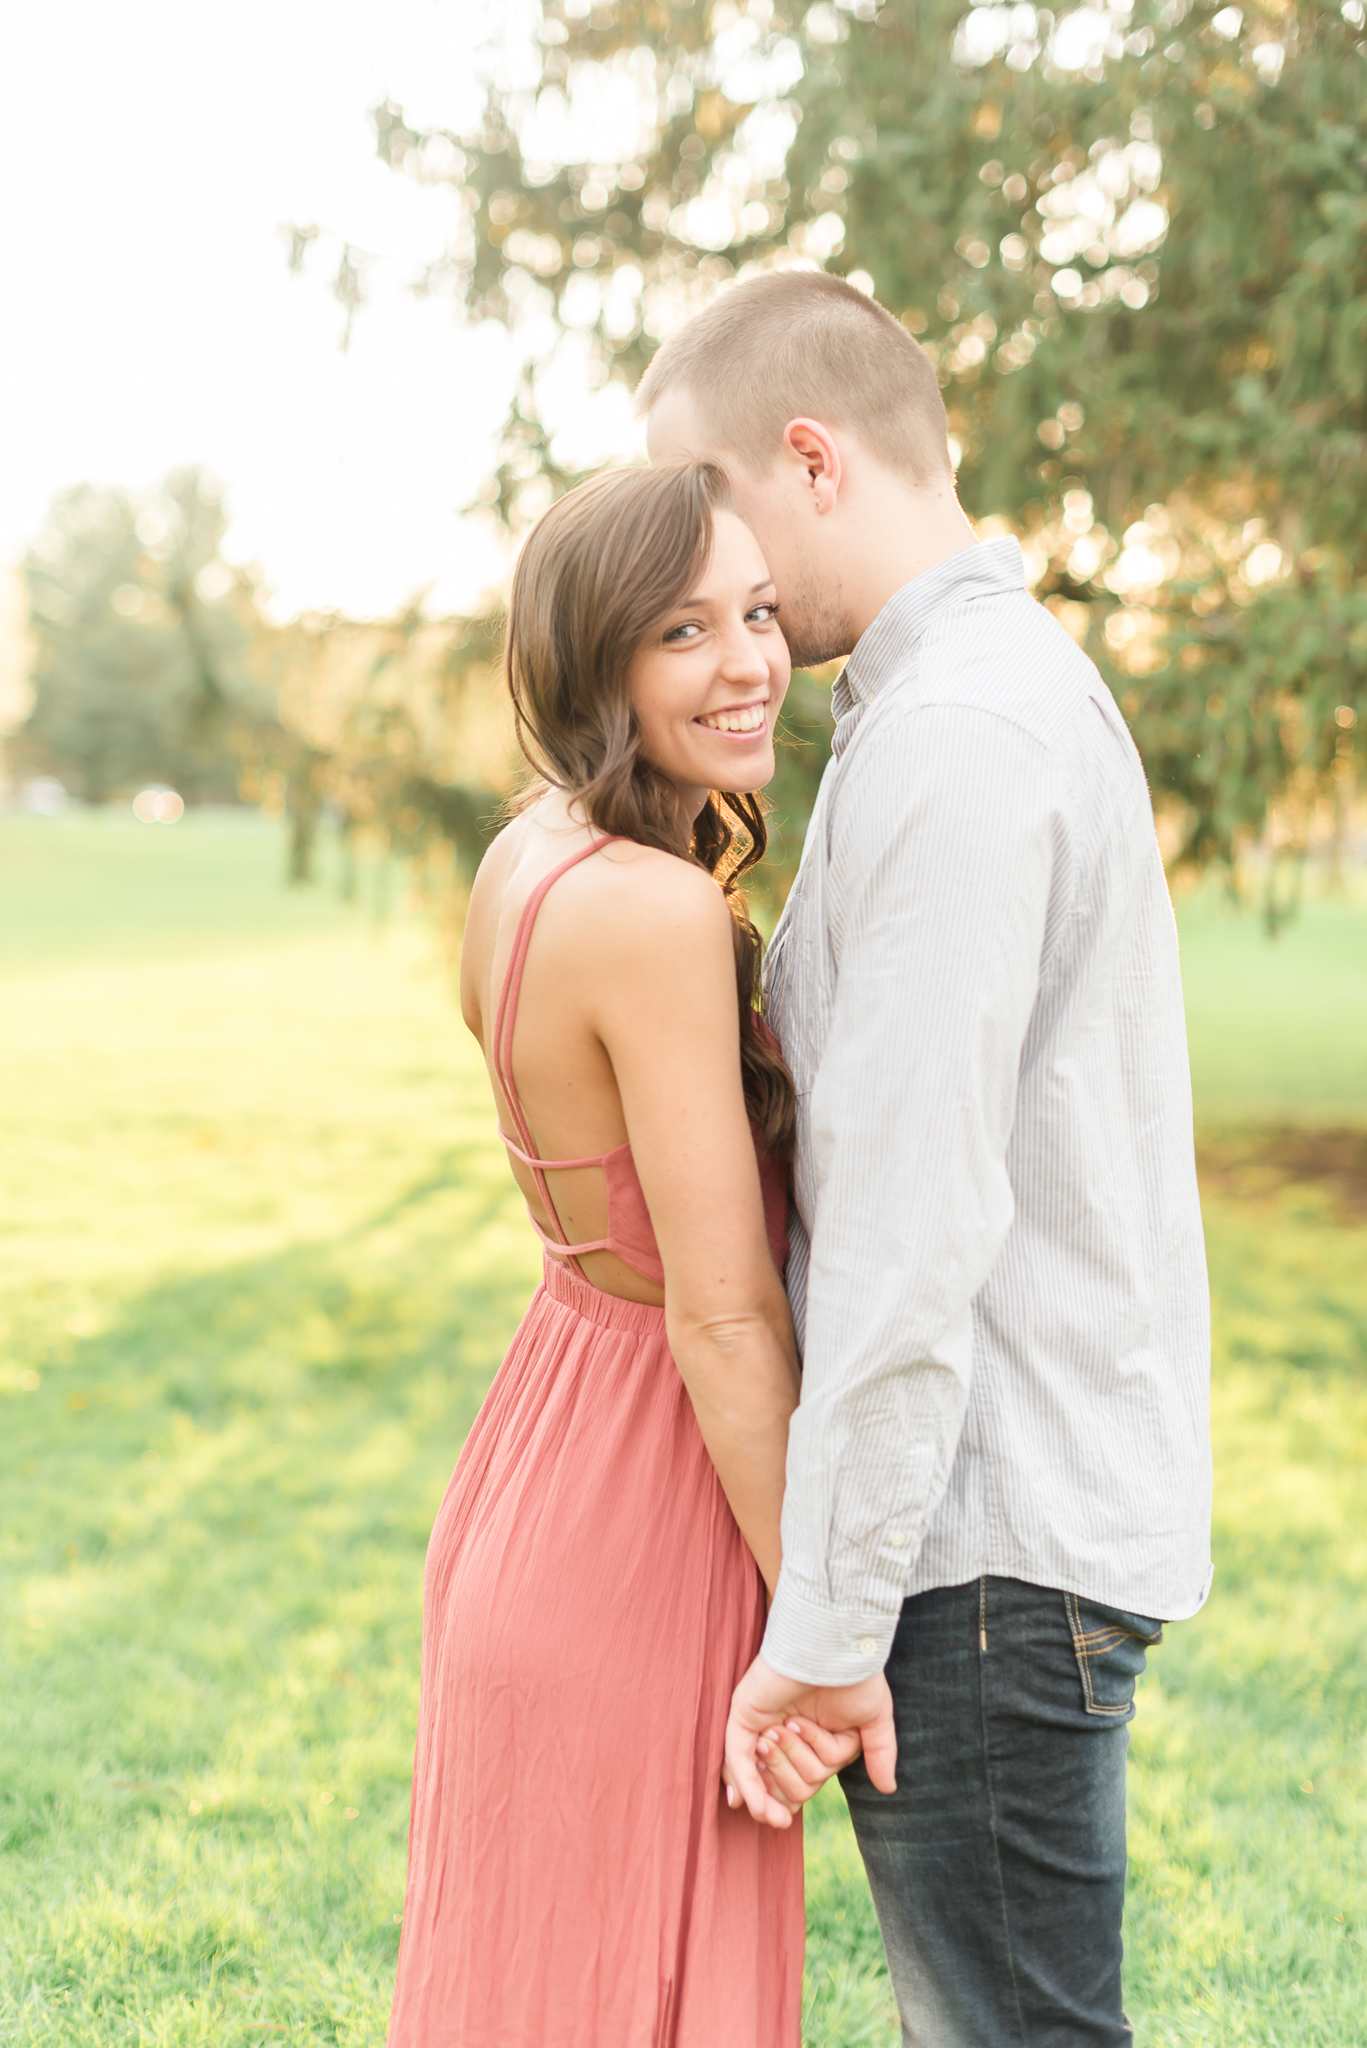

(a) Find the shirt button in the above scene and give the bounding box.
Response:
[888,1529,907,1548]
[858,1636,878,1657]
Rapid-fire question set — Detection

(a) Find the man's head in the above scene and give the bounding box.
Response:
[639,270,960,665]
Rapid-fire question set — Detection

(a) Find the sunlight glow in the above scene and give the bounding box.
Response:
[132,788,185,823]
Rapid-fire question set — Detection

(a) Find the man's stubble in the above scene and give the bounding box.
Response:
[779,578,860,672]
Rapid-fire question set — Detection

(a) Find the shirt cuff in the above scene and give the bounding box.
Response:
[760,1570,901,1687]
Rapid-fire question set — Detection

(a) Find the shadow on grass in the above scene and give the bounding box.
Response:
[17,1159,1366,2045]
[0,1147,537,2044]
[1197,1127,1367,1225]
[0,1138,900,2046]
[1121,1189,1367,2047]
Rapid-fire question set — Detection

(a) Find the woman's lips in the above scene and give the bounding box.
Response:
[695,702,767,735]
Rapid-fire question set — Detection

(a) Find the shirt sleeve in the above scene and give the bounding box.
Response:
[761,701,1074,1686]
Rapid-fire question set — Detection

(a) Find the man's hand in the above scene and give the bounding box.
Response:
[723,1652,898,1828]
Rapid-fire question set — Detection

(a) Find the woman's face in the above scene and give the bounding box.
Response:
[627,509,791,812]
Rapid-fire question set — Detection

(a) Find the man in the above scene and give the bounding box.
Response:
[640,270,1212,2046]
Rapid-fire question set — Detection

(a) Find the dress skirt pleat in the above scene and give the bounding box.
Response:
[387,1254,804,2048]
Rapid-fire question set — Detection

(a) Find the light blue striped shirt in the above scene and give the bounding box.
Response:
[761,537,1212,1687]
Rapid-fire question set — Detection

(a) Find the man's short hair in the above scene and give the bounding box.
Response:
[636,269,951,484]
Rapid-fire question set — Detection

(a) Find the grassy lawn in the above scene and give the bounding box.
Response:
[1,811,1365,2046]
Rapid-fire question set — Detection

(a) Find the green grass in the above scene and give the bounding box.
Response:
[1,813,1365,2045]
[1178,882,1367,1123]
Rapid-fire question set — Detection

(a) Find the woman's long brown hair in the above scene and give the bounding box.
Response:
[505,462,796,1159]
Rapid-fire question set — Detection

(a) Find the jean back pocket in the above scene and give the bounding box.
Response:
[1064,1593,1164,1719]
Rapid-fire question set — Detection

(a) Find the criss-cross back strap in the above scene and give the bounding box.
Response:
[491,836,620,1261]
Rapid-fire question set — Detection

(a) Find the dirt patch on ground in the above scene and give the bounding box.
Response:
[1196,1127,1367,1222]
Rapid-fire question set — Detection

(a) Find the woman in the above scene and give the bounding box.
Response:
[388,463,849,2048]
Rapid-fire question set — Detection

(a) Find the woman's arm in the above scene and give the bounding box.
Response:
[585,856,799,1598]
[666,1292,798,1601]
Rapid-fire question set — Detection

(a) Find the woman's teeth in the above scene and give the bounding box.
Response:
[697,704,766,734]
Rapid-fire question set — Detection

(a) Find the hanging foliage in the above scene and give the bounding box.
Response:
[290,0,1365,905]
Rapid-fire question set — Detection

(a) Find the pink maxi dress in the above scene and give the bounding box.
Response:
[387,840,804,2048]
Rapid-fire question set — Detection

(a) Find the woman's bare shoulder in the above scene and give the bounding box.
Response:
[467,819,731,999]
[597,835,721,892]
[459,819,527,1034]
[566,838,733,952]
[467,815,524,917]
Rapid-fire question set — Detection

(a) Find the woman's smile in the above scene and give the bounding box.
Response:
[695,699,770,736]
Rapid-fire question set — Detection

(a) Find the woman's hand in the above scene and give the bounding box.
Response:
[722,1717,863,1818]
[723,1654,898,1828]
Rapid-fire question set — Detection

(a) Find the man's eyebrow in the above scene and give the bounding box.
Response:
[672,579,776,607]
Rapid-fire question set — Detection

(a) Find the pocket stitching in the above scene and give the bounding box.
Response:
[1064,1591,1139,1718]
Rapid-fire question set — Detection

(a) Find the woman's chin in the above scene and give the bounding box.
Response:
[705,742,778,795]
[655,742,778,808]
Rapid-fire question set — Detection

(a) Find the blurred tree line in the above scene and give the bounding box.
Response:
[14,470,269,808]
[11,470,509,896]
[19,0,1364,923]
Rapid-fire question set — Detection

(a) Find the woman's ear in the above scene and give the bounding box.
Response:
[781,418,842,513]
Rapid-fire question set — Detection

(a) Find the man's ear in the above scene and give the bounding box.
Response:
[782,418,842,514]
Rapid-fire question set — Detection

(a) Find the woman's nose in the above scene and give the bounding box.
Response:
[717,624,770,682]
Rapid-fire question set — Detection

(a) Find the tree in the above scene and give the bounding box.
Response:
[16,469,270,805]
[296,0,1366,906]
[267,602,508,891]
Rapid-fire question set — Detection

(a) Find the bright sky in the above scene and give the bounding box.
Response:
[1,0,632,621]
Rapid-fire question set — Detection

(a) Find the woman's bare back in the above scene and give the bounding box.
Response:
[461,797,742,1305]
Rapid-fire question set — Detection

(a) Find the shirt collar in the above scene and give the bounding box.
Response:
[837,535,1025,715]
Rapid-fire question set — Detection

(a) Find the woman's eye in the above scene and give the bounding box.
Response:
[662,621,703,643]
[747,602,780,625]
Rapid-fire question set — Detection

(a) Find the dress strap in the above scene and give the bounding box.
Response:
[491,836,620,1258]
[524,1213,614,1261]
[498,1130,608,1173]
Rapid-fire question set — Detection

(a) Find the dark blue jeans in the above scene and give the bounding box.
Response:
[839,1577,1162,2048]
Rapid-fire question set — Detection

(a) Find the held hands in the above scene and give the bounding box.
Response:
[722,1652,898,1830]
[732,1716,863,1820]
